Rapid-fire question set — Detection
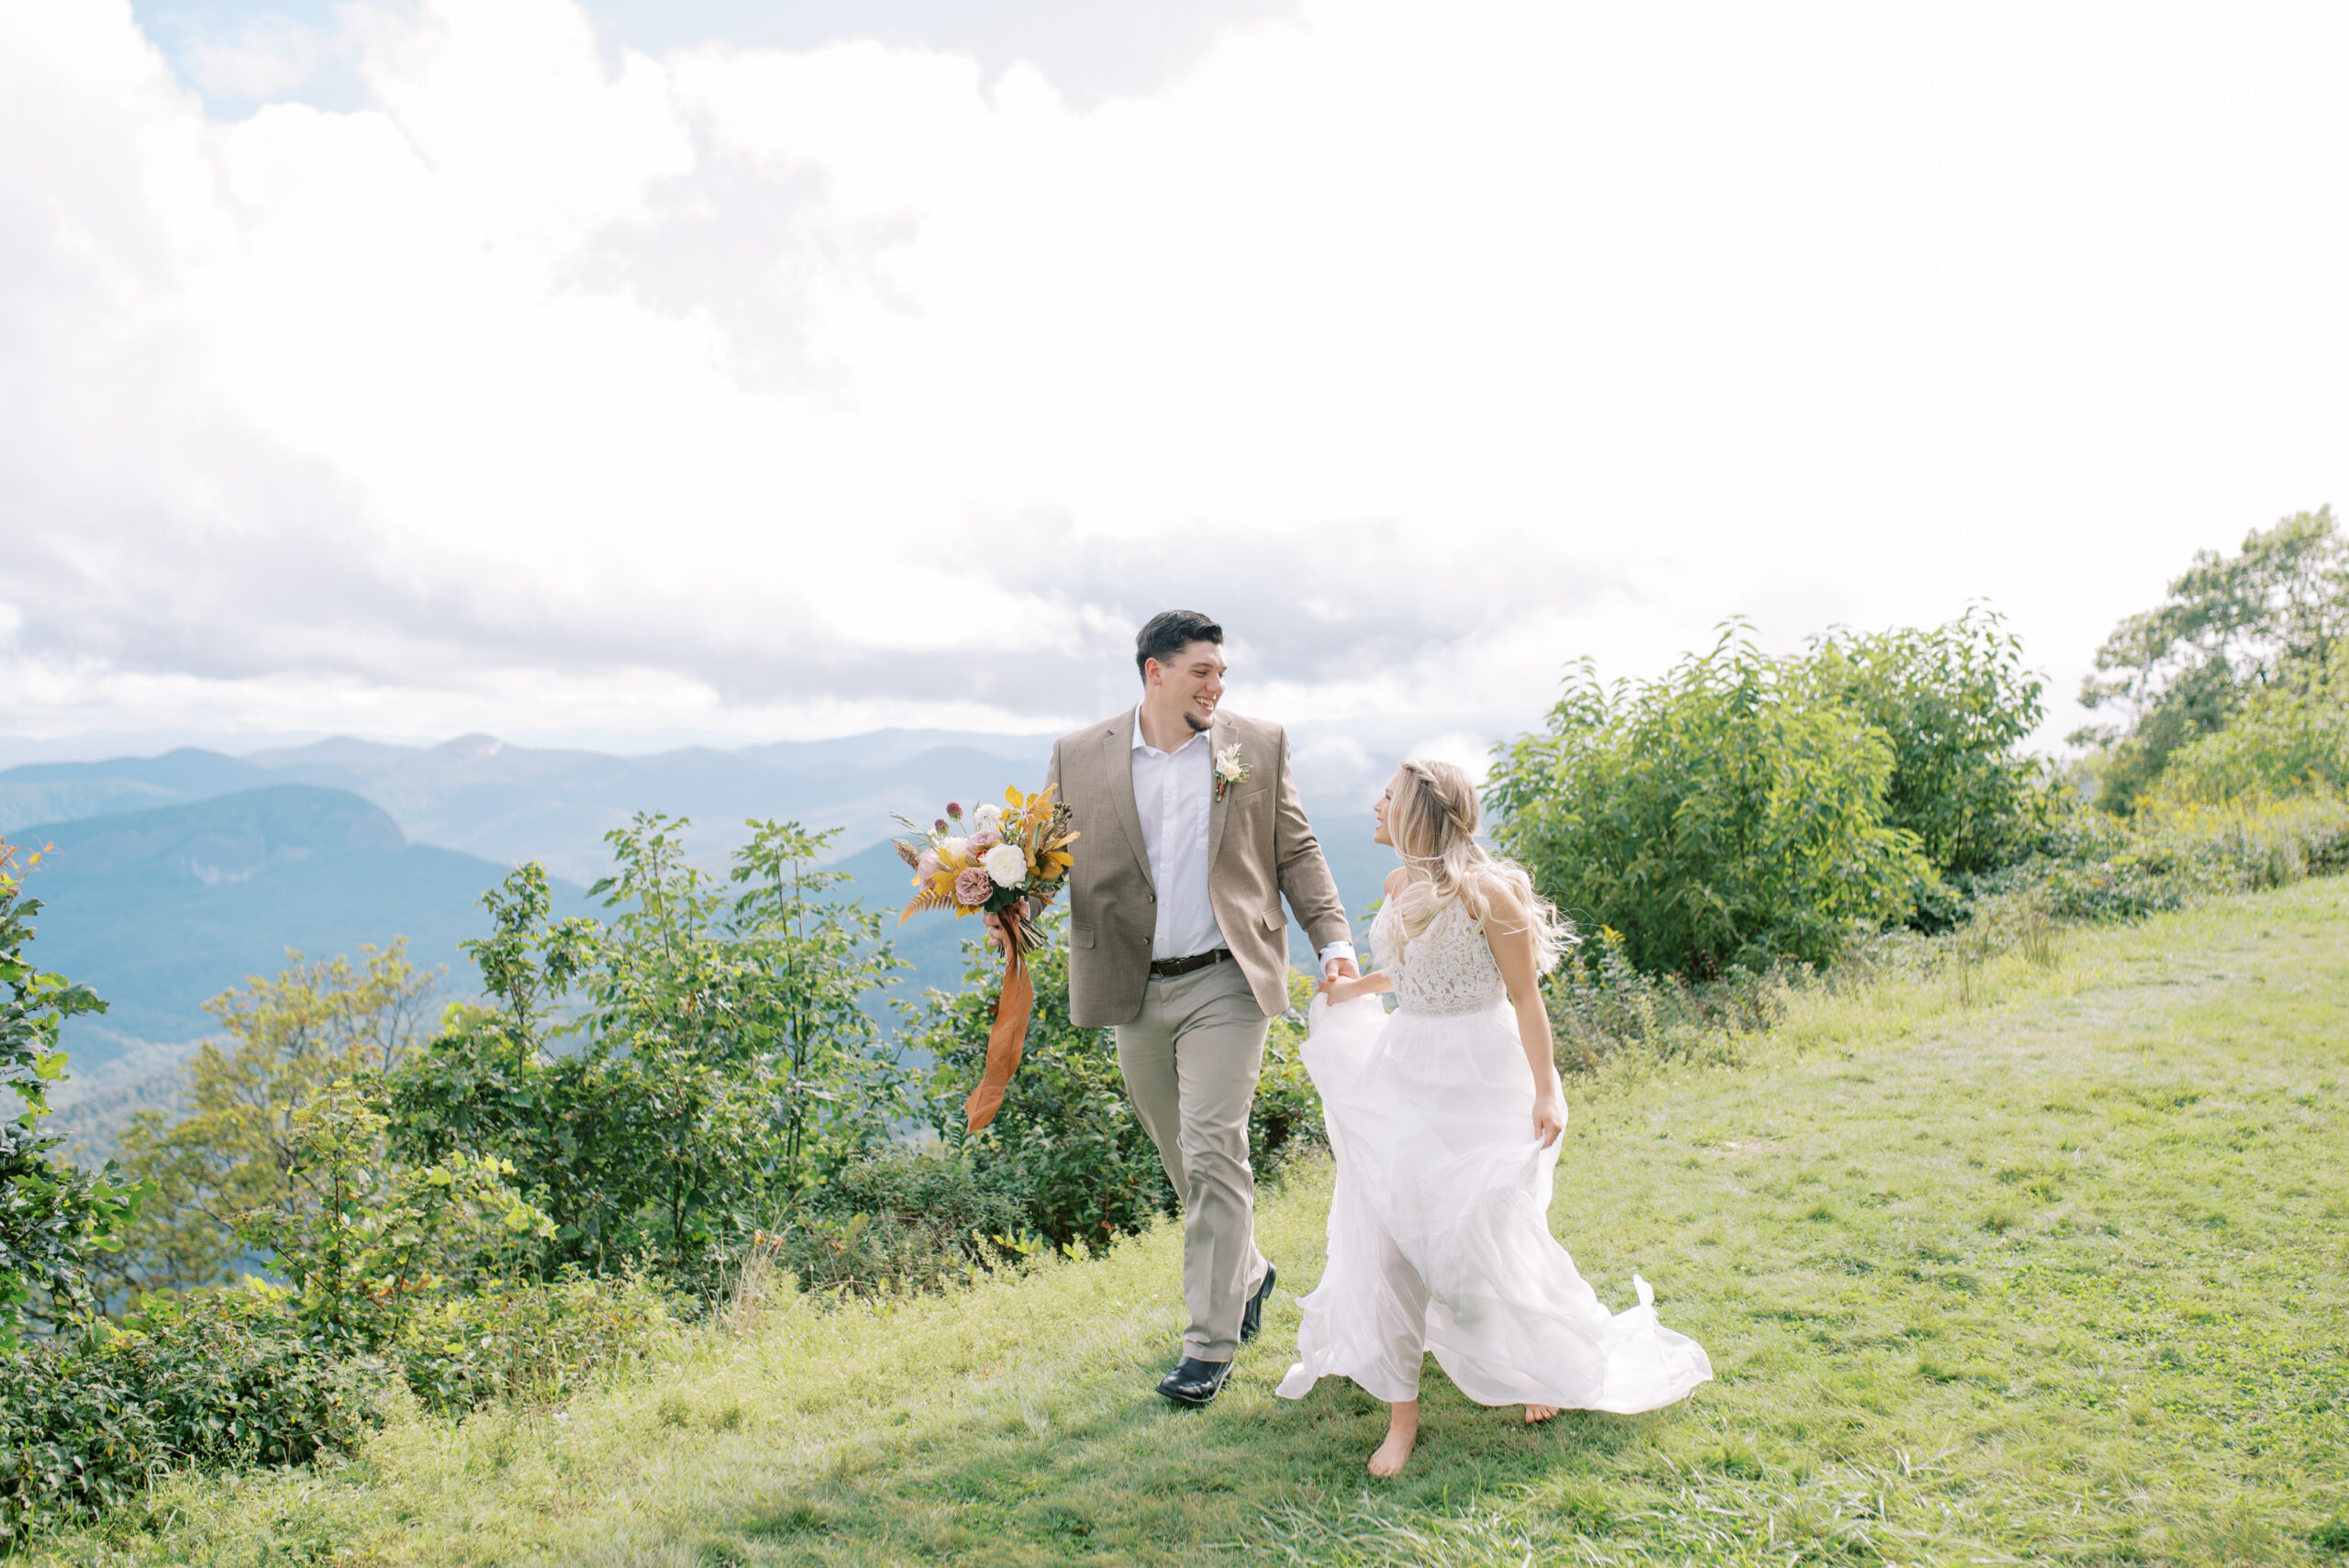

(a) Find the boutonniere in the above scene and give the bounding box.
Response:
[1213,743,1250,801]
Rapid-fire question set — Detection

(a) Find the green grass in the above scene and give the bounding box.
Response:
[39,881,2349,1565]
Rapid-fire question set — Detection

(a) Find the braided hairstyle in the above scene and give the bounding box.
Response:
[1386,757,1574,972]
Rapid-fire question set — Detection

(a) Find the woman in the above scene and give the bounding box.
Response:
[1275,758,1712,1475]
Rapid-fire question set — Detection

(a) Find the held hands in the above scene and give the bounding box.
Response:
[1317,956,1378,1006]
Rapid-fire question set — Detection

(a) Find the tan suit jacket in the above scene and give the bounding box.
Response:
[1047,708,1350,1027]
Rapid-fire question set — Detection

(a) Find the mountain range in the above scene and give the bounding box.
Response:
[7,721,1445,1160]
[0,729,1059,887]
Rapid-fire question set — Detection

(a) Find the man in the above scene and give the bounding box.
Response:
[997,610,1358,1407]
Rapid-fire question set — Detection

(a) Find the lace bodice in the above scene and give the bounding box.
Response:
[1370,895,1508,1016]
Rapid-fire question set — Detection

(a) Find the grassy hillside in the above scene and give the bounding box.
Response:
[31,880,2349,1565]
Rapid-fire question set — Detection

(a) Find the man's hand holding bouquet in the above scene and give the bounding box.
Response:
[892,786,1078,1131]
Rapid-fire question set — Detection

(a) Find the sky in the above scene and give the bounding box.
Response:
[3,0,2345,763]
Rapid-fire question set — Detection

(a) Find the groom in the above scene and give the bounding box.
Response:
[1001,610,1358,1407]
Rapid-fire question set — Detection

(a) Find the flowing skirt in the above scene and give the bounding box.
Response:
[1276,994,1713,1412]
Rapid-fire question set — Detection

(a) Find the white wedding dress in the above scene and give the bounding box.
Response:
[1276,895,1714,1412]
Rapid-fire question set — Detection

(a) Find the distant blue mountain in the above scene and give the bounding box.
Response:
[1,730,1056,885]
[18,785,584,1074]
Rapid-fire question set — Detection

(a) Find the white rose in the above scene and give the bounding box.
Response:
[943,836,970,858]
[983,842,1028,888]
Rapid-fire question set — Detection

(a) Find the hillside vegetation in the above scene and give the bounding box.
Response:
[27,877,2348,1566]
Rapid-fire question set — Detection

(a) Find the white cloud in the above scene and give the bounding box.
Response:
[2,0,2345,757]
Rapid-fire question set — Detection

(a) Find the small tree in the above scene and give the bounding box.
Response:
[2152,660,2349,805]
[105,942,439,1296]
[0,841,144,1346]
[391,817,906,1286]
[2077,506,2348,807]
[235,1077,551,1352]
[1805,606,2053,884]
[728,818,905,1200]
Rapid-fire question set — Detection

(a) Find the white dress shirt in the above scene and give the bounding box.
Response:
[1130,706,1358,973]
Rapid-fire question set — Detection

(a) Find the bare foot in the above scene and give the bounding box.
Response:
[1368,1402,1419,1477]
[1523,1404,1560,1424]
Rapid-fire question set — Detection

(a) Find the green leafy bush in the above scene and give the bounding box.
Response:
[400,1272,671,1413]
[0,841,145,1348]
[2076,506,2347,807]
[779,1149,1030,1298]
[1804,607,2054,884]
[235,1077,554,1354]
[1252,974,1327,1178]
[2132,793,2349,892]
[906,923,1175,1253]
[1968,791,2349,919]
[0,1284,375,1544]
[2153,662,2349,805]
[1545,927,1798,1073]
[390,819,909,1291]
[1488,628,1934,976]
[105,942,437,1299]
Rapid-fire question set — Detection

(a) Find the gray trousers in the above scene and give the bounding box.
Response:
[1116,958,1274,1362]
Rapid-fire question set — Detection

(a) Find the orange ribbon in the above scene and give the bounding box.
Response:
[963,935,1032,1134]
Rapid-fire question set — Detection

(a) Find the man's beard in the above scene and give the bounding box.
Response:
[1184,709,1210,734]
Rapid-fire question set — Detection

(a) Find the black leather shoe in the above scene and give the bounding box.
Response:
[1239,1263,1279,1344]
[1155,1357,1232,1407]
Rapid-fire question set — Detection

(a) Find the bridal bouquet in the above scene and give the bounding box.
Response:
[892,785,1078,1133]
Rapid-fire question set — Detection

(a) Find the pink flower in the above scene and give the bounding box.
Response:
[953,866,993,906]
[946,801,964,819]
[916,849,941,881]
[934,817,949,833]
[968,828,1002,851]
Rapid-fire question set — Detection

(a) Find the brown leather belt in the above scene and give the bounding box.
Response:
[1149,947,1231,979]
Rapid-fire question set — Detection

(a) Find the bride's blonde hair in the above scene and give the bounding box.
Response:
[1387,757,1575,973]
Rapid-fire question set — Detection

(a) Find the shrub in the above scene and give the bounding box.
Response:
[779,1149,1030,1298]
[399,1272,671,1413]
[2132,793,2349,893]
[1805,606,2052,880]
[0,1284,376,1543]
[1966,791,2349,920]
[1487,628,1934,976]
[105,942,437,1299]
[235,1078,555,1355]
[1544,928,1797,1073]
[907,923,1176,1253]
[0,840,145,1348]
[2152,662,2349,805]
[390,822,910,1294]
[2076,506,2348,807]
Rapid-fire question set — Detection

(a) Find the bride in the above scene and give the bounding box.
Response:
[1275,758,1712,1476]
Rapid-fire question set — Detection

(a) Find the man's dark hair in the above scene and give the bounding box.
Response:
[1135,610,1223,682]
